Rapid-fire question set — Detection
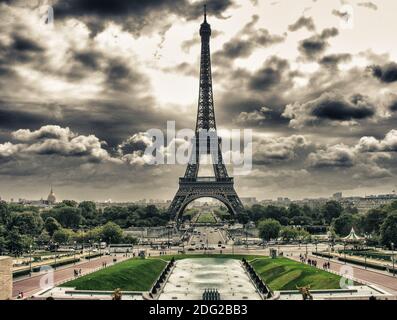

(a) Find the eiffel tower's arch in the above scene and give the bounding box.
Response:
[177,194,236,222]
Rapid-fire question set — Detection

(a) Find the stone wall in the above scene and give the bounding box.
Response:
[0,256,12,300]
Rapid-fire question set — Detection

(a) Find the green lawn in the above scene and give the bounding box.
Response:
[62,258,166,291]
[196,212,217,223]
[251,257,341,291]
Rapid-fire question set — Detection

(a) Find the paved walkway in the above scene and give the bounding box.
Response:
[291,254,397,295]
[13,255,128,298]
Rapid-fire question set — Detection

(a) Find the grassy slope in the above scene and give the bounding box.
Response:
[62,258,166,291]
[251,257,341,291]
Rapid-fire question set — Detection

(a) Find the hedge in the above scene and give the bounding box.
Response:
[84,253,103,260]
[13,258,81,279]
[312,252,333,259]
[312,251,396,273]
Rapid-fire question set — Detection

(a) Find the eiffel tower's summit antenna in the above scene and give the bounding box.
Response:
[204,4,207,22]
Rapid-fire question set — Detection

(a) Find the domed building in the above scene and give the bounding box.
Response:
[47,187,57,205]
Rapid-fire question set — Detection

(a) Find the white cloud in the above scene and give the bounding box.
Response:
[2,125,116,163]
[357,129,397,152]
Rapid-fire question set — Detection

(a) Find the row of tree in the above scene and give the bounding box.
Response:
[236,201,357,226]
[254,200,397,248]
[0,200,156,255]
[40,201,171,229]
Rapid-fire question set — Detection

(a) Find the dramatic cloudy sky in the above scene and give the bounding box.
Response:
[0,0,397,202]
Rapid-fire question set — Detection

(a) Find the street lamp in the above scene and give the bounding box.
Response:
[344,241,347,264]
[88,240,92,259]
[99,238,102,256]
[73,241,77,264]
[168,227,170,250]
[391,242,395,277]
[245,224,248,250]
[54,242,58,269]
[29,244,33,276]
[328,241,331,263]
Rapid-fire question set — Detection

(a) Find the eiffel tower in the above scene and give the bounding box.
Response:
[168,6,244,223]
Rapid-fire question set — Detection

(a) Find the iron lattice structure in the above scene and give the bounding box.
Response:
[168,7,244,223]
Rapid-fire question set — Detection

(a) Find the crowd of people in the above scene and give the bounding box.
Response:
[299,254,331,270]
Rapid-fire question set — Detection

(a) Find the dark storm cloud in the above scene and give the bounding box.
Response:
[162,62,197,77]
[253,135,310,165]
[0,105,53,133]
[55,0,233,19]
[332,9,350,20]
[288,16,316,32]
[0,32,44,64]
[213,15,284,63]
[319,53,351,69]
[298,28,339,60]
[307,144,356,168]
[53,0,234,35]
[104,60,142,91]
[369,62,397,83]
[311,94,375,121]
[220,40,253,59]
[215,55,294,130]
[73,51,101,70]
[358,2,378,11]
[249,56,289,91]
[283,92,375,128]
[390,100,397,112]
[0,98,192,151]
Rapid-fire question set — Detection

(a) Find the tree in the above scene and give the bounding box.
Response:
[297,229,311,242]
[258,219,281,241]
[290,215,313,226]
[123,234,138,244]
[362,208,388,235]
[78,201,97,219]
[53,228,74,244]
[322,201,343,224]
[37,230,51,245]
[60,200,78,208]
[10,211,43,236]
[0,225,6,254]
[236,212,249,225]
[280,227,299,242]
[287,203,303,218]
[332,214,355,236]
[44,217,61,236]
[6,228,32,256]
[0,201,10,225]
[380,212,397,247]
[100,222,123,244]
[263,206,288,222]
[56,207,82,229]
[388,201,397,211]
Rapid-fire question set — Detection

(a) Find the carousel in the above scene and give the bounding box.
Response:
[342,227,366,250]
